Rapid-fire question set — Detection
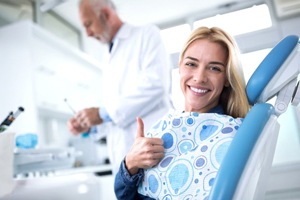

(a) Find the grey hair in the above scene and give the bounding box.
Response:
[80,0,116,10]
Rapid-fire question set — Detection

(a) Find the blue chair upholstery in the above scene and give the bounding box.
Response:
[208,35,300,200]
[246,35,299,105]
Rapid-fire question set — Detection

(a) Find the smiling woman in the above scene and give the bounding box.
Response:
[114,26,250,200]
[179,39,228,114]
[178,26,250,118]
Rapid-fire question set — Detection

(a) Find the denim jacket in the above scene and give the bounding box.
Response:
[114,160,152,199]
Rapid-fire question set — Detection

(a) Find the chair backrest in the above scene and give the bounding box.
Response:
[208,35,300,200]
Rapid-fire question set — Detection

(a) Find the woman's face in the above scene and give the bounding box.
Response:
[179,39,229,113]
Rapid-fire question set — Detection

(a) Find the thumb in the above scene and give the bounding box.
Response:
[136,117,144,138]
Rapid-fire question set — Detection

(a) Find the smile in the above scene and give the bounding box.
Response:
[190,86,208,94]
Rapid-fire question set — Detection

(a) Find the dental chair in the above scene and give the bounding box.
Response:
[208,35,300,200]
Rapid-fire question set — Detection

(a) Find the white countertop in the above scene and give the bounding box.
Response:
[54,164,112,176]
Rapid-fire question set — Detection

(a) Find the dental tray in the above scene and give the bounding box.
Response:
[14,147,76,176]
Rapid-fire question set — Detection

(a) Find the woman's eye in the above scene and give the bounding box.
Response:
[209,66,223,72]
[185,62,196,67]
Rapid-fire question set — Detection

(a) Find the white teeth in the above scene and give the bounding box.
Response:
[190,87,208,93]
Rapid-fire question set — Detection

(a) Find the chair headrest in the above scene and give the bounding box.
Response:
[246,35,299,105]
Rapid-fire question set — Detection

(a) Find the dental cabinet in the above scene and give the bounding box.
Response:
[0,20,103,137]
[0,21,115,199]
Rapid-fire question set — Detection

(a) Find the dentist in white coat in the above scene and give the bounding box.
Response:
[67,0,173,174]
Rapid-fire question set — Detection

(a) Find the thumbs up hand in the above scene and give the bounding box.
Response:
[135,116,145,138]
[125,117,165,175]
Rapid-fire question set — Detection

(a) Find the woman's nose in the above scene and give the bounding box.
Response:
[194,68,208,83]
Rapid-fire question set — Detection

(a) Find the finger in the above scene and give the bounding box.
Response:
[149,151,165,160]
[136,117,144,138]
[145,157,163,168]
[149,138,164,146]
[68,118,78,130]
[81,122,89,129]
[153,144,165,153]
[80,118,90,127]
[74,110,83,119]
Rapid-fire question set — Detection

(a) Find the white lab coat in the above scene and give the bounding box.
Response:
[96,23,173,174]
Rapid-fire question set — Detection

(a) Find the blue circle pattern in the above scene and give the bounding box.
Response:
[138,111,243,199]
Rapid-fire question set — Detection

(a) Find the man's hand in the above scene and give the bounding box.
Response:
[125,117,165,175]
[67,107,103,135]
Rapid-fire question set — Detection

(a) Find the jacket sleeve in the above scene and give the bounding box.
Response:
[114,159,144,200]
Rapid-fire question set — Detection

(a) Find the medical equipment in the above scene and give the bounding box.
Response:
[64,98,76,114]
[0,107,24,133]
[14,147,76,176]
[209,35,300,199]
[63,98,90,138]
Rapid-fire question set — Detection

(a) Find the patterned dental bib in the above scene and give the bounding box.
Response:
[137,110,243,200]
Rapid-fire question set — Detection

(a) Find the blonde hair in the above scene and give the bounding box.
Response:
[179,26,250,118]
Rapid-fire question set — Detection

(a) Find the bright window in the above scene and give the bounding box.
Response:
[240,48,272,82]
[42,11,82,49]
[193,4,272,36]
[161,4,272,56]
[160,24,191,54]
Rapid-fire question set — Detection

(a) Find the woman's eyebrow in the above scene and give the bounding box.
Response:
[209,61,226,67]
[185,56,199,62]
[185,56,226,67]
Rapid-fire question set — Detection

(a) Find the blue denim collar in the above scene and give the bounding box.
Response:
[207,105,224,114]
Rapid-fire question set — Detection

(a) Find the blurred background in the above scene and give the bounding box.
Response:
[0,0,299,199]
